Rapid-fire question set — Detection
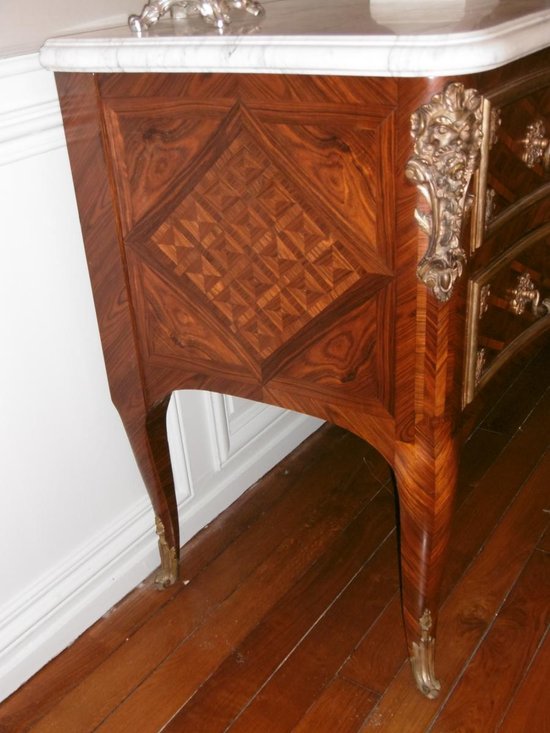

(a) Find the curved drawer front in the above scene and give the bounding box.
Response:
[471,73,550,257]
[463,223,550,405]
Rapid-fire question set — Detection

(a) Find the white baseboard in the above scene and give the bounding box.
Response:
[0,496,158,702]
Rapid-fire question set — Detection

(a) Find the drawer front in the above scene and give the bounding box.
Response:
[463,223,550,405]
[489,85,550,208]
[473,191,550,271]
[471,77,550,258]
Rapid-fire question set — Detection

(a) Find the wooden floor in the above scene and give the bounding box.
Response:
[1,345,549,733]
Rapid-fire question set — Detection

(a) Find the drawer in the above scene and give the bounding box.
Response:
[471,78,550,257]
[489,85,550,204]
[463,223,550,406]
[472,192,550,271]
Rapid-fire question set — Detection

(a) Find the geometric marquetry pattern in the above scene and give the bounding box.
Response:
[151,129,366,358]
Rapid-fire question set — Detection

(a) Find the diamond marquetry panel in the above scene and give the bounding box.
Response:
[151,129,367,359]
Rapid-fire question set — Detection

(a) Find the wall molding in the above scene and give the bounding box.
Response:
[0,98,65,166]
[0,53,65,166]
[0,54,41,79]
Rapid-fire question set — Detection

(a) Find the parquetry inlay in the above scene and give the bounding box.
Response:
[152,130,366,358]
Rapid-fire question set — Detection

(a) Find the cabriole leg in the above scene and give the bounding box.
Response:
[147,396,180,587]
[394,419,459,698]
[123,395,180,588]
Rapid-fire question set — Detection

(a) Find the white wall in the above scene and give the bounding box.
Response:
[0,1,131,57]
[0,52,321,701]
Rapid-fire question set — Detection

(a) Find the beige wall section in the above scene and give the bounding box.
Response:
[0,0,130,56]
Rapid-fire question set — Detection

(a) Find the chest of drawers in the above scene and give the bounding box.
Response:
[42,5,550,698]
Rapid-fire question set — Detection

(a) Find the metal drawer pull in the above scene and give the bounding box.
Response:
[479,283,491,317]
[475,347,487,386]
[508,272,549,316]
[522,119,550,170]
[485,187,496,227]
[490,108,501,148]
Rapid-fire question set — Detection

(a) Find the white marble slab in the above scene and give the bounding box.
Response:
[39,0,550,77]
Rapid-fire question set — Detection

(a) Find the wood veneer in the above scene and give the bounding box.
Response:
[53,47,550,698]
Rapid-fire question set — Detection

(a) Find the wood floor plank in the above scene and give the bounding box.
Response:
[480,342,550,436]
[0,424,339,731]
[92,447,385,732]
[340,387,550,695]
[431,549,550,733]
[359,447,550,732]
[292,678,379,733]
[163,491,395,733]
[2,345,548,733]
[23,432,375,733]
[498,629,550,733]
[339,590,406,696]
[441,390,550,601]
[454,426,509,502]
[227,537,399,733]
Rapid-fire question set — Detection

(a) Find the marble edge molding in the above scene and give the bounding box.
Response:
[39,9,550,77]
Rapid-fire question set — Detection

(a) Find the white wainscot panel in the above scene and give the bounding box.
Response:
[168,391,323,549]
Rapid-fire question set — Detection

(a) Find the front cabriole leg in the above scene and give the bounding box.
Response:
[117,395,180,589]
[394,418,459,698]
[143,395,180,588]
[395,79,484,696]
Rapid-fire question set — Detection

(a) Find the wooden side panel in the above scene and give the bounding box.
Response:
[98,74,399,459]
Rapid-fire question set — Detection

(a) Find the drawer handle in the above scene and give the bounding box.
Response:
[475,347,487,386]
[479,283,491,317]
[485,187,496,227]
[522,119,550,171]
[490,108,501,148]
[508,272,550,316]
[129,0,265,34]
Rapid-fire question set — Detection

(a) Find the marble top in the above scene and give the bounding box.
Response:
[39,0,550,77]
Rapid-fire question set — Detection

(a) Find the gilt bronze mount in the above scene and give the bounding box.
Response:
[410,609,441,699]
[154,516,179,588]
[522,119,550,171]
[406,83,484,301]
